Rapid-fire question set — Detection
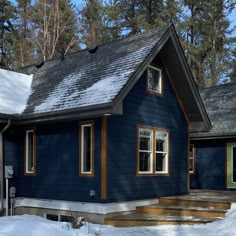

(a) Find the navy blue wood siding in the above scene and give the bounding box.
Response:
[107,61,188,202]
[3,58,188,203]
[190,140,226,190]
[4,120,102,202]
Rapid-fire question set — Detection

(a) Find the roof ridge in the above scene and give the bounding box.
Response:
[20,25,171,70]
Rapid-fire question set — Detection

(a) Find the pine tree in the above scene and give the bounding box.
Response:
[0,0,16,67]
[79,0,120,47]
[178,0,236,87]
[31,0,79,61]
[199,0,235,86]
[230,47,236,82]
[12,0,34,67]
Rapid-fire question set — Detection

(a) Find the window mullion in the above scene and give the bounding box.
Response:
[153,130,156,174]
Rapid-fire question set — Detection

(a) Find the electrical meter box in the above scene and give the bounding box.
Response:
[5,166,14,178]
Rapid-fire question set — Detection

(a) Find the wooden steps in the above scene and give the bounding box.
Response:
[159,197,231,210]
[136,204,227,218]
[104,212,217,227]
[104,196,232,227]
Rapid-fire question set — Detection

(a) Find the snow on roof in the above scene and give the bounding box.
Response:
[20,27,167,116]
[0,69,33,115]
[34,69,133,113]
[33,44,150,114]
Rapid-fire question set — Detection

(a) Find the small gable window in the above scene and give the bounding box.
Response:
[147,65,162,95]
[137,126,169,175]
[79,121,94,176]
[24,129,36,176]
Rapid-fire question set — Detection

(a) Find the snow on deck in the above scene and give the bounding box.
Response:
[0,69,33,114]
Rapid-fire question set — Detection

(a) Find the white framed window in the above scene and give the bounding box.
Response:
[80,121,94,176]
[138,128,153,174]
[147,65,162,95]
[155,131,168,173]
[25,129,36,175]
[137,126,169,175]
[189,144,195,174]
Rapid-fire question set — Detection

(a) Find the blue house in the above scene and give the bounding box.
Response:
[190,83,236,190]
[0,25,211,220]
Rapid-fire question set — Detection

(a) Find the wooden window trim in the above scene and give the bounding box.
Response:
[189,144,196,175]
[154,129,169,175]
[137,125,170,176]
[137,127,153,175]
[101,117,107,200]
[146,65,163,96]
[24,129,36,176]
[225,142,236,188]
[79,121,95,177]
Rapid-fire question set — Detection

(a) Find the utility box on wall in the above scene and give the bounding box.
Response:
[5,166,14,178]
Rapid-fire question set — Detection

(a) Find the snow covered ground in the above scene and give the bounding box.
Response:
[1,204,236,236]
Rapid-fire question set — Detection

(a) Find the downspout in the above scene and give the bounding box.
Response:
[0,119,11,212]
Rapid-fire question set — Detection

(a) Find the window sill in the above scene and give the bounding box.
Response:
[24,172,36,176]
[137,173,169,176]
[146,89,163,96]
[79,173,95,177]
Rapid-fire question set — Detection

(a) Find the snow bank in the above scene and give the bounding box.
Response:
[1,204,236,236]
[0,215,71,236]
[0,69,33,114]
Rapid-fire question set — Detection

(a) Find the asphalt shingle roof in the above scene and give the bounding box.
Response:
[22,27,168,116]
[192,82,236,138]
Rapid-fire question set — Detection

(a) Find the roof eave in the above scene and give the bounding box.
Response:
[0,113,19,123]
[169,28,211,132]
[191,133,236,140]
[16,102,123,125]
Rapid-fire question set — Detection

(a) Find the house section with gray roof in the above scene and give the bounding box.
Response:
[190,83,236,190]
[0,25,215,220]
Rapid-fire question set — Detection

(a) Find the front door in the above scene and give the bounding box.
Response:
[226,143,236,188]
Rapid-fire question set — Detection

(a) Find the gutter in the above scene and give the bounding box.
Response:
[190,134,236,141]
[0,119,11,212]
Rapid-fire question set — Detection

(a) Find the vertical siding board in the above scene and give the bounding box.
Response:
[101,117,107,200]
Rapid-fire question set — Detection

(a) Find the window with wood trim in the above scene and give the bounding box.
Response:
[189,144,195,174]
[147,65,162,95]
[25,129,36,175]
[79,121,94,176]
[155,131,168,173]
[138,126,169,175]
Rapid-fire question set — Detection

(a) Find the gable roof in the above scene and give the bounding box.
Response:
[0,25,210,132]
[0,69,32,115]
[191,82,236,139]
[22,27,167,117]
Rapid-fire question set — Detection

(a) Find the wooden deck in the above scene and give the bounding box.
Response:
[104,190,236,227]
